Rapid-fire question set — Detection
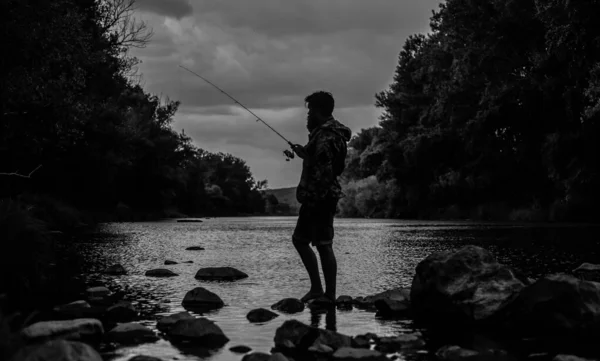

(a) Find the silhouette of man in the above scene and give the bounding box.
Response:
[291,91,352,305]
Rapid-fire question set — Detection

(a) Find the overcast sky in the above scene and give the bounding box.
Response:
[130,0,440,189]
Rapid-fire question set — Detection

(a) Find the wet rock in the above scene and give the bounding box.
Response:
[553,355,595,361]
[9,340,102,361]
[194,267,249,281]
[411,245,526,323]
[499,273,600,341]
[21,319,104,343]
[374,298,410,318]
[308,339,334,354]
[86,286,111,299]
[354,288,410,311]
[164,260,178,265]
[269,353,290,361]
[332,347,387,361]
[247,308,279,323]
[186,246,205,250]
[351,335,371,348]
[183,260,194,263]
[156,311,195,333]
[271,298,304,314]
[145,268,178,277]
[336,295,353,305]
[435,345,479,360]
[375,333,425,353]
[274,319,351,351]
[129,356,164,361]
[105,323,159,344]
[181,287,224,310]
[106,300,138,322]
[230,345,252,353]
[167,318,229,346]
[104,264,127,275]
[53,300,92,317]
[242,353,271,361]
[572,263,600,282]
[178,219,203,223]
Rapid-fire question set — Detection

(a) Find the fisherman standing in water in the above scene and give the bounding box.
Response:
[291,91,352,305]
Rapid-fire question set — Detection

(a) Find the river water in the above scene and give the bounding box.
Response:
[58,217,600,361]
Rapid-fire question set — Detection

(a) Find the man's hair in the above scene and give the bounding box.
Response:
[305,91,335,116]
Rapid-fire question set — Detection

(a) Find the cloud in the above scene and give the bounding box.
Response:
[135,0,193,19]
[130,0,441,187]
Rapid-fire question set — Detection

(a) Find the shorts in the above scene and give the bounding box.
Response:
[292,198,338,247]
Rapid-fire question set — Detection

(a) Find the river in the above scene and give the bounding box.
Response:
[56,217,600,360]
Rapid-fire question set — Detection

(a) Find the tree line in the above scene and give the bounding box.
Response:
[338,0,600,222]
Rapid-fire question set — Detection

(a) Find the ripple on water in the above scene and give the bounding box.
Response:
[62,217,600,361]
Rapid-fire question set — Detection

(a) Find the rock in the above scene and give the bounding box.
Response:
[274,319,351,351]
[21,319,104,343]
[168,318,229,346]
[374,298,410,318]
[332,347,387,361]
[86,286,111,298]
[194,267,249,281]
[105,323,159,344]
[164,260,178,265]
[572,263,600,282]
[271,298,304,314]
[247,308,279,323]
[9,340,102,361]
[553,355,596,361]
[242,353,271,361]
[181,287,225,310]
[104,264,127,275]
[410,245,526,323]
[375,333,425,353]
[129,356,164,361]
[499,273,600,340]
[309,339,334,354]
[106,300,138,322]
[145,268,178,277]
[336,295,353,304]
[269,353,290,361]
[354,288,410,311]
[435,345,480,360]
[178,219,203,223]
[230,345,252,353]
[351,335,371,348]
[186,246,205,250]
[156,311,195,333]
[54,300,90,312]
[184,260,194,263]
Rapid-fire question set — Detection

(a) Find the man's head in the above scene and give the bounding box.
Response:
[305,91,334,132]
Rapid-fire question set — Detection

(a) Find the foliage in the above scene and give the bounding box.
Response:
[341,0,600,221]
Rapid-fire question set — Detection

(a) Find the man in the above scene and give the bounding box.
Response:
[291,91,352,305]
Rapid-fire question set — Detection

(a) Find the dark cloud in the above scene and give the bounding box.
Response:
[136,0,193,19]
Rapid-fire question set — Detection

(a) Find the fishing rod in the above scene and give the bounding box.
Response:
[178,65,297,160]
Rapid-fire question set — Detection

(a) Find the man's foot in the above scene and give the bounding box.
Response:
[301,290,324,303]
[309,294,336,306]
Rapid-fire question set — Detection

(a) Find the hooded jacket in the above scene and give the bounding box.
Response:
[296,116,352,205]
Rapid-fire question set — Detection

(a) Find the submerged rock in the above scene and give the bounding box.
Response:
[105,323,159,344]
[410,245,525,323]
[156,311,195,333]
[194,267,248,281]
[274,319,352,352]
[181,287,225,310]
[104,264,127,275]
[167,318,229,346]
[247,308,279,323]
[145,268,178,277]
[271,298,304,314]
[9,340,102,361]
[21,319,104,343]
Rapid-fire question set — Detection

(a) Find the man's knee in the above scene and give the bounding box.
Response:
[292,236,309,248]
[316,243,333,254]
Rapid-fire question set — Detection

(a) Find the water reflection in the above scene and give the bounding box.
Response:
[57,218,600,361]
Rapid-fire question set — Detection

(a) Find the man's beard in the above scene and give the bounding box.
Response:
[306,115,320,132]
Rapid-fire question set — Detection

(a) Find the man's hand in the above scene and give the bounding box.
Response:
[291,144,308,159]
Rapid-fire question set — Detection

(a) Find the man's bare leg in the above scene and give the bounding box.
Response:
[293,239,324,302]
[317,244,337,302]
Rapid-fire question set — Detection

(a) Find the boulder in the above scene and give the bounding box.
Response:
[104,264,127,275]
[274,319,351,352]
[572,263,600,282]
[247,308,279,323]
[164,260,178,265]
[186,246,205,250]
[410,246,525,323]
[167,318,229,347]
[21,319,104,343]
[105,323,159,344]
[181,287,224,310]
[271,298,304,314]
[156,311,195,333]
[145,269,178,277]
[9,340,102,361]
[498,273,600,341]
[331,347,387,361]
[194,267,248,281]
[230,345,252,353]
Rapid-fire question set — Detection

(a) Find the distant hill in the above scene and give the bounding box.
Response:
[264,186,300,215]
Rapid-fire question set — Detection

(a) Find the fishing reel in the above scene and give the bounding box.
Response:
[283,149,295,161]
